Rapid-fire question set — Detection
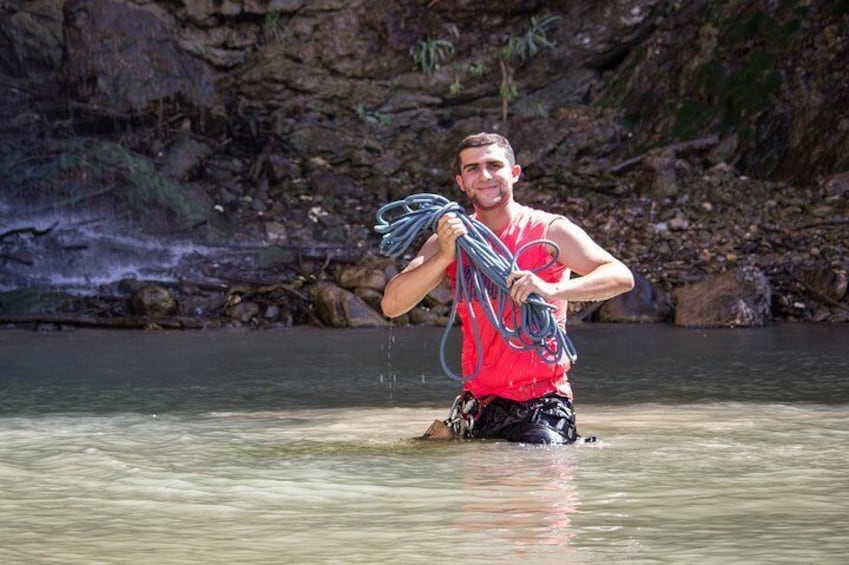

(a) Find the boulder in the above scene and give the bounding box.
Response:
[309,281,387,328]
[131,285,177,317]
[673,266,772,328]
[354,287,384,312]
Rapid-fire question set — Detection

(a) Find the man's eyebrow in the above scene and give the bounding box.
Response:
[462,159,504,170]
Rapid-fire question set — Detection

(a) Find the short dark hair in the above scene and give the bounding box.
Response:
[453,132,515,175]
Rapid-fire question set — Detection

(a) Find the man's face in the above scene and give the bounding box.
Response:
[454,144,521,211]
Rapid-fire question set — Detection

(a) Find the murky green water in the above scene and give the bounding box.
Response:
[1,324,847,564]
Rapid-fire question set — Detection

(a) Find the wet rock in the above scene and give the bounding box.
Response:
[673,266,772,328]
[131,285,177,318]
[309,281,387,328]
[63,0,215,112]
[0,0,64,76]
[597,273,673,323]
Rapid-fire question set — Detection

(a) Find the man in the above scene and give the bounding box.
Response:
[381,132,634,444]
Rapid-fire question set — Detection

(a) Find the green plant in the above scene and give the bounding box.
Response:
[449,78,463,96]
[499,14,560,63]
[468,61,487,78]
[264,11,284,42]
[409,37,455,75]
[497,14,561,120]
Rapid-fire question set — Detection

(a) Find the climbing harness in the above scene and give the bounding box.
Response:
[375,193,578,382]
[425,392,592,444]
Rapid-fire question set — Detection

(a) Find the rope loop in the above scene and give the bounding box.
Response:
[375,193,578,381]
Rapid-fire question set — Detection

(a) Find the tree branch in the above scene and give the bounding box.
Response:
[609,135,720,174]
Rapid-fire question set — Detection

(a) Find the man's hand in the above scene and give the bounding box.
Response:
[435,213,467,261]
[506,270,555,304]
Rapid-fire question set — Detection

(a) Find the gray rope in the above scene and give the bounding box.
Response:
[375,193,578,382]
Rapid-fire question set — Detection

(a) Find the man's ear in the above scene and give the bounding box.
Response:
[455,175,466,193]
[511,164,522,182]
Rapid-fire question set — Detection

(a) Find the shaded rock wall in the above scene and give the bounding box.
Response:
[604,1,849,184]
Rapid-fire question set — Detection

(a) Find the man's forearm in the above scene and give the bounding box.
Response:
[551,262,635,302]
[381,254,453,318]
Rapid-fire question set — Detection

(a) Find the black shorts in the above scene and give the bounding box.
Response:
[471,393,584,445]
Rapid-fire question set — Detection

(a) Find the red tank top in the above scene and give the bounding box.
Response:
[445,205,573,401]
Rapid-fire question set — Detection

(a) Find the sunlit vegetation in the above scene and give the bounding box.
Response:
[409,36,455,75]
[497,14,561,121]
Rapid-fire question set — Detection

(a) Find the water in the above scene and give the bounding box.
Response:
[1,324,847,564]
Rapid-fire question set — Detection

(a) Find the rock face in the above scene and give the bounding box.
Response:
[63,0,216,111]
[1,0,848,328]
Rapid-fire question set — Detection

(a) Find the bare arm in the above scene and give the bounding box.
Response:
[506,217,634,303]
[380,214,466,318]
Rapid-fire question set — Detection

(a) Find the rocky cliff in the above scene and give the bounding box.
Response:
[1,0,847,328]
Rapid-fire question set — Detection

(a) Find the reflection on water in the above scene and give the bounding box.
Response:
[1,324,848,564]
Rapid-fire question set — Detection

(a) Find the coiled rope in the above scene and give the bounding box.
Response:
[375,193,578,382]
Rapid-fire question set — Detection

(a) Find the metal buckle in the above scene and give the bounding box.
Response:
[445,394,477,438]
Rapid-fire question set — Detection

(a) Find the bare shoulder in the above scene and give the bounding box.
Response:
[546,215,591,241]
